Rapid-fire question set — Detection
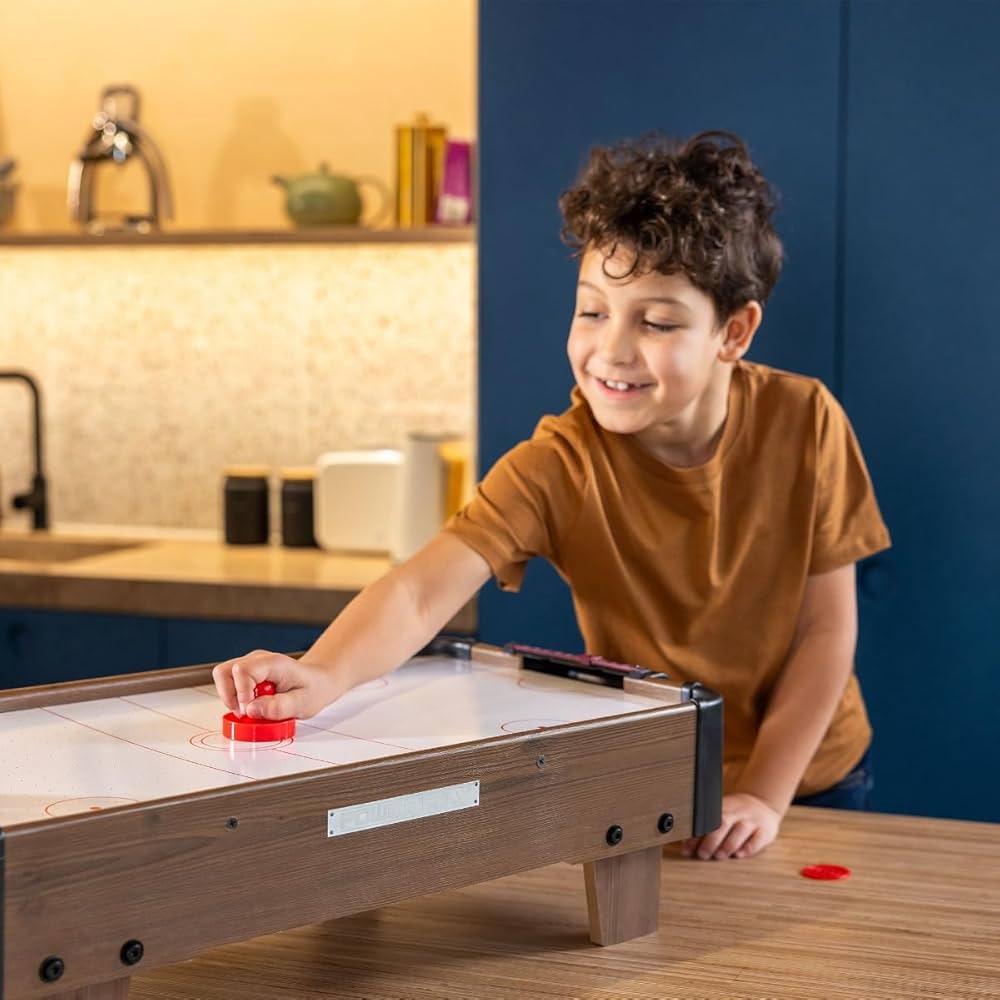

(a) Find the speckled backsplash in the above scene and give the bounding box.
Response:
[0,245,475,531]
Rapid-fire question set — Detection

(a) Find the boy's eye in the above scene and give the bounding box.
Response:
[577,310,604,319]
[644,320,679,333]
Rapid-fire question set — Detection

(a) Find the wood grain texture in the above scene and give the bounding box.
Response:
[0,227,474,247]
[50,979,130,999]
[0,664,216,713]
[584,845,662,945]
[4,706,696,997]
[120,807,1000,1000]
[0,536,476,629]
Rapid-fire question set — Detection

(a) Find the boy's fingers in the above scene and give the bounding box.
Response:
[695,822,731,859]
[230,661,260,715]
[681,836,702,858]
[231,655,292,712]
[713,819,754,859]
[740,827,772,859]
[211,661,239,713]
[246,690,301,721]
[232,654,304,716]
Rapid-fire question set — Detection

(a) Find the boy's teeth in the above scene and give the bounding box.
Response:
[602,378,635,390]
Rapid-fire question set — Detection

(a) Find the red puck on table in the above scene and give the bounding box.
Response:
[800,863,851,881]
[221,680,296,742]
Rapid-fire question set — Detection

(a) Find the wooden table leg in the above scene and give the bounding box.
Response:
[50,978,130,999]
[583,844,662,946]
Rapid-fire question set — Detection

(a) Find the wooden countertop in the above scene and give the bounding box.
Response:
[0,225,474,246]
[126,806,999,999]
[0,530,476,629]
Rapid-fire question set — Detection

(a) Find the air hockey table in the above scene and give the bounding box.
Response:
[0,636,722,999]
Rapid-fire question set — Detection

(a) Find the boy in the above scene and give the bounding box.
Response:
[213,131,890,861]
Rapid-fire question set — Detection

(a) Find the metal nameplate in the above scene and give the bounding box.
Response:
[327,780,481,837]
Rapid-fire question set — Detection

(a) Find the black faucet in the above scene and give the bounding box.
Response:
[0,369,49,530]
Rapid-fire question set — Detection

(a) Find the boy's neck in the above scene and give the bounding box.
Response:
[633,362,737,468]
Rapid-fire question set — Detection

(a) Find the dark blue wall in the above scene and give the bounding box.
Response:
[840,2,1000,821]
[477,0,999,821]
[478,0,844,650]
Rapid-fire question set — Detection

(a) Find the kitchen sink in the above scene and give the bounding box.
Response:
[0,535,146,563]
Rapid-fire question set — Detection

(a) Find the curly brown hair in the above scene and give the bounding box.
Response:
[559,130,783,323]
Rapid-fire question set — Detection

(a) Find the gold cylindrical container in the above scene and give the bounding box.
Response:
[395,113,448,227]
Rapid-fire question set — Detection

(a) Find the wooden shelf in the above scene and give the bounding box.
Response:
[0,226,475,248]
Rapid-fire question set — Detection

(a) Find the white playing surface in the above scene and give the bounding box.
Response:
[0,655,666,827]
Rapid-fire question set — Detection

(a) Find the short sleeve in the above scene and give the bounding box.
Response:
[441,417,585,592]
[809,385,891,574]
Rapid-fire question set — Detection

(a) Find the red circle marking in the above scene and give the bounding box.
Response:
[45,796,138,817]
[500,718,568,733]
[190,731,292,752]
[800,863,851,881]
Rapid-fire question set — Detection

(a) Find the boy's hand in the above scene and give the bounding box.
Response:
[212,650,343,721]
[681,792,782,860]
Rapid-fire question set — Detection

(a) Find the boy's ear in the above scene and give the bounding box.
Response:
[717,301,762,362]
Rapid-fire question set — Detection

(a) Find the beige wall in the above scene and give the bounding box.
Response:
[0,0,475,231]
[0,244,475,531]
[0,3,477,534]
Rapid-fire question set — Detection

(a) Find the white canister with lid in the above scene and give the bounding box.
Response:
[392,432,459,563]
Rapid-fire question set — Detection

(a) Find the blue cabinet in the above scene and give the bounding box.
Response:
[0,609,324,690]
[841,2,1000,821]
[162,619,324,668]
[0,608,161,689]
[477,0,999,820]
[478,0,843,649]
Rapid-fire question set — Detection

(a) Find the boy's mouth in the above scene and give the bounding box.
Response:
[592,374,653,395]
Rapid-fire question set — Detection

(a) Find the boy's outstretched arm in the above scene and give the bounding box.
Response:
[212,532,492,721]
[684,563,859,860]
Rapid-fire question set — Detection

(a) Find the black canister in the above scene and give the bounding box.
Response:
[280,467,318,547]
[223,466,270,544]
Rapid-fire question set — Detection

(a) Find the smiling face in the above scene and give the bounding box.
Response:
[567,246,762,465]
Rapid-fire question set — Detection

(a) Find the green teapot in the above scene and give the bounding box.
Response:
[272,163,391,227]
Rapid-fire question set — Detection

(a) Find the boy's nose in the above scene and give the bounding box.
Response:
[598,323,637,364]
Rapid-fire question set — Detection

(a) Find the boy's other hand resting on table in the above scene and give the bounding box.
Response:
[212,651,344,722]
[681,792,782,861]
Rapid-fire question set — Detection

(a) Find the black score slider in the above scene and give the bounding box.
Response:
[506,643,669,689]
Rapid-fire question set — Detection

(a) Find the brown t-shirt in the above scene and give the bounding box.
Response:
[443,360,891,797]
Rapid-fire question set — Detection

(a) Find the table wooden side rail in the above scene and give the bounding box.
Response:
[0,664,217,714]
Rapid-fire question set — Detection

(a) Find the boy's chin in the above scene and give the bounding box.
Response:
[588,407,647,436]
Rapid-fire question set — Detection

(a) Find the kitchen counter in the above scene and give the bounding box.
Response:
[0,528,476,630]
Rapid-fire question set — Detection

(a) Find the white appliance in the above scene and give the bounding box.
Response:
[314,450,403,553]
[314,436,469,558]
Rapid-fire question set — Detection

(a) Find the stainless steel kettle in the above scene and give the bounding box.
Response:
[67,85,174,233]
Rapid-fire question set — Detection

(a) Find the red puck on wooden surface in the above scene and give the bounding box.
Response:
[800,863,851,881]
[221,680,295,742]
